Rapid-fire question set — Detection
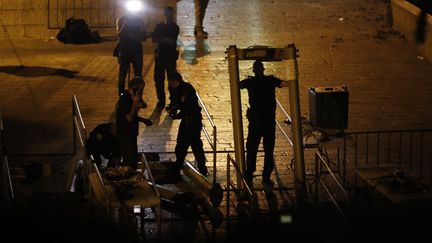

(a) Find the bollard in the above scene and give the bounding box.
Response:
[182,161,223,207]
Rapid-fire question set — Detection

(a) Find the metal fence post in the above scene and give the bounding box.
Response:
[285,44,307,200]
[227,45,246,191]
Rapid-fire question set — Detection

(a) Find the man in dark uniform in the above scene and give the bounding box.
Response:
[240,60,289,187]
[115,13,146,96]
[115,77,152,170]
[86,122,121,169]
[168,71,208,176]
[152,6,180,110]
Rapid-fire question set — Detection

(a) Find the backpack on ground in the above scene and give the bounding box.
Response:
[57,17,101,44]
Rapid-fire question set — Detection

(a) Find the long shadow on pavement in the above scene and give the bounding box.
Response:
[0,65,105,82]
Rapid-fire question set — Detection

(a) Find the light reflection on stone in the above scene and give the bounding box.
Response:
[181,39,211,65]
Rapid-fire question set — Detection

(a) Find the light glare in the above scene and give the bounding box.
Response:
[126,0,143,13]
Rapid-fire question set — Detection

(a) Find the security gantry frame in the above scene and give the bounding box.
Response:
[227,44,307,200]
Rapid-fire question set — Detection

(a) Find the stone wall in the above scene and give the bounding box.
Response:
[0,0,177,39]
[392,0,432,61]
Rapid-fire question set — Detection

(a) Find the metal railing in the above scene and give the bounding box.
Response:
[344,129,432,185]
[275,97,294,166]
[276,98,292,141]
[7,94,86,157]
[276,97,317,149]
[276,98,348,213]
[88,156,111,215]
[196,91,218,184]
[1,94,87,209]
[1,155,14,212]
[0,112,4,156]
[308,128,432,214]
[226,153,256,234]
[69,94,88,194]
[314,151,349,218]
[72,94,87,155]
[1,113,14,212]
[141,153,161,200]
[48,0,117,29]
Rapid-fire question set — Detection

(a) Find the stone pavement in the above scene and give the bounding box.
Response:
[1,0,432,242]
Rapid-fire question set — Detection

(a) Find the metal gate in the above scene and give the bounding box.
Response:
[48,0,117,29]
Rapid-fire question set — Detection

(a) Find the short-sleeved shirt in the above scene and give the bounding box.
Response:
[240,75,282,119]
[116,92,139,136]
[117,15,146,56]
[152,21,179,56]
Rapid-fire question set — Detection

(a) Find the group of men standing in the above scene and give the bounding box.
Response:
[91,1,290,188]
[116,1,209,104]
[115,6,178,108]
[111,4,209,177]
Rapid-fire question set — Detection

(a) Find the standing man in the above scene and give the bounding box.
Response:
[116,77,152,170]
[194,0,209,38]
[115,13,147,96]
[168,71,208,176]
[240,60,289,187]
[152,6,180,110]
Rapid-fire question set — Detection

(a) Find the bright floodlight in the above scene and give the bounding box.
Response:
[126,0,143,13]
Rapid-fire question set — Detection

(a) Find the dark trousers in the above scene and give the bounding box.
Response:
[118,53,143,95]
[175,118,206,172]
[154,55,177,104]
[194,0,210,29]
[117,131,138,170]
[245,119,276,180]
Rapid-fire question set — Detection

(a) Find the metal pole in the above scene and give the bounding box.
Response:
[72,96,77,155]
[82,128,88,199]
[213,126,217,185]
[314,153,318,202]
[226,154,231,236]
[0,112,4,155]
[285,44,307,200]
[227,45,246,190]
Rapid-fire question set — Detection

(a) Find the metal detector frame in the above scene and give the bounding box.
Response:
[227,44,307,200]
